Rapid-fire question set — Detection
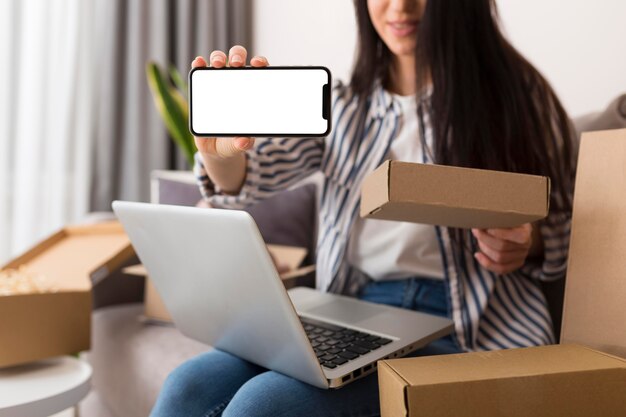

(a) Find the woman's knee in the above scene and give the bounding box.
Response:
[222,371,310,417]
[152,349,265,416]
[158,351,222,404]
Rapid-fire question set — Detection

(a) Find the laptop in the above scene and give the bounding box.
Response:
[112,201,453,389]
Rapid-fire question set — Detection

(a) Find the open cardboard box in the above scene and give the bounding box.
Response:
[124,244,315,323]
[0,222,134,368]
[361,160,550,229]
[378,129,626,417]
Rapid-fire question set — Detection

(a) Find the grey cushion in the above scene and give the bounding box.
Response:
[246,183,318,263]
[574,93,626,135]
[83,304,210,417]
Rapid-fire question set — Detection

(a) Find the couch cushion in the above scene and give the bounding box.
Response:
[246,183,318,263]
[84,304,210,417]
[574,93,626,134]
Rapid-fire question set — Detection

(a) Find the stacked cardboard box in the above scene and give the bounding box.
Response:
[376,129,626,416]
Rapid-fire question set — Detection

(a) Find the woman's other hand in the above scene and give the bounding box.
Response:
[471,223,534,275]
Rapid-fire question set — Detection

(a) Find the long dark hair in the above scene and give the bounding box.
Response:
[351,0,575,215]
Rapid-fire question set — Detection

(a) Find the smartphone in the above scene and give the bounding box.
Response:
[189,66,331,137]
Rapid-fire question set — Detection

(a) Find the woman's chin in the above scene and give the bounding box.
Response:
[389,44,417,59]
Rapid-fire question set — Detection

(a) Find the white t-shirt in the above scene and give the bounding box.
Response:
[346,93,445,280]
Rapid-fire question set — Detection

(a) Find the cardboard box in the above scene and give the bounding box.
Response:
[360,160,550,229]
[378,344,626,417]
[124,244,315,323]
[561,129,626,359]
[0,222,134,367]
[377,129,626,416]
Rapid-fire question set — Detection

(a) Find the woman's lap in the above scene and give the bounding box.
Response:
[151,277,459,417]
[152,345,454,417]
[150,349,380,417]
[223,365,381,417]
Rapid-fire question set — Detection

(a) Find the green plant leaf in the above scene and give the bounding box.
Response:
[146,62,196,167]
[168,65,188,99]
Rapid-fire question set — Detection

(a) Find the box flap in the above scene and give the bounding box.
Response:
[561,128,626,358]
[1,222,133,292]
[378,360,410,417]
[266,244,307,271]
[360,160,392,217]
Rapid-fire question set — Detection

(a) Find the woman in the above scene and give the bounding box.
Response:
[151,0,575,415]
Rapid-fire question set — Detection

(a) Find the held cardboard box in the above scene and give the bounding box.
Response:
[377,129,626,416]
[360,160,550,229]
[124,244,315,323]
[378,344,626,417]
[0,222,134,368]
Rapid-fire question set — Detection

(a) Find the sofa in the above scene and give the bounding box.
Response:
[80,94,626,417]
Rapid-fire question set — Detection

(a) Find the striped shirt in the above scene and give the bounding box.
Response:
[193,81,574,352]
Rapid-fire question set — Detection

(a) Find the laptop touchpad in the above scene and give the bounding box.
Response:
[305,300,384,324]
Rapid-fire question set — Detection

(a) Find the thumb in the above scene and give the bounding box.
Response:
[215,137,255,158]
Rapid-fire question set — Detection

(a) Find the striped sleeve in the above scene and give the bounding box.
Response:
[193,136,325,209]
[519,211,571,282]
[520,106,579,282]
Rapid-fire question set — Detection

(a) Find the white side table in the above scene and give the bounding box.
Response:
[0,356,91,417]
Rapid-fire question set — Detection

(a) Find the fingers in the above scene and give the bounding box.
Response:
[477,240,527,265]
[485,224,532,245]
[474,252,524,275]
[214,137,255,158]
[194,47,266,70]
[229,45,248,67]
[194,137,254,160]
[193,136,217,155]
[209,50,227,68]
[471,227,531,251]
[234,137,255,150]
[250,55,269,67]
[472,224,533,275]
[191,56,207,68]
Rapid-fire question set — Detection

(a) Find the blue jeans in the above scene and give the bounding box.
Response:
[150,278,460,417]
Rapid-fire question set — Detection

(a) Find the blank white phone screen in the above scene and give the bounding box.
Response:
[190,68,330,136]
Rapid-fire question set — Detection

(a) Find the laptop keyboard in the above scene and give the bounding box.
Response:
[299,317,392,370]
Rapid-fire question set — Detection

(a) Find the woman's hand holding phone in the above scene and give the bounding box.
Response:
[191,45,268,193]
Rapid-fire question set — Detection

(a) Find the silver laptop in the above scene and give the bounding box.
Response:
[112,201,453,389]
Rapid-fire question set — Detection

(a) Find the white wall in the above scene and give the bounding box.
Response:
[252,0,357,85]
[498,0,626,117]
[253,0,626,117]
